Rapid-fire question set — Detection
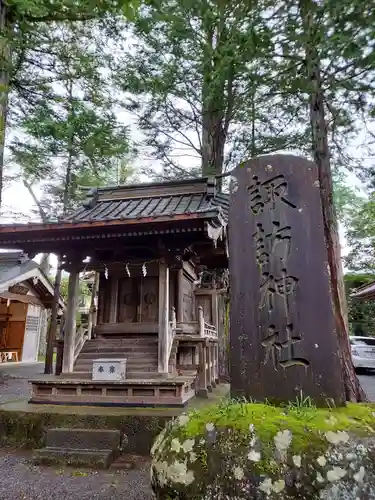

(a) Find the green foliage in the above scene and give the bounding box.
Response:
[8,21,135,218]
[346,195,375,271]
[116,0,311,179]
[344,273,375,336]
[57,275,90,301]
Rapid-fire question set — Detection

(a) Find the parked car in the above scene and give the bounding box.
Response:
[350,336,375,372]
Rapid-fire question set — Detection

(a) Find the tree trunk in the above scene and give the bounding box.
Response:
[299,0,365,402]
[200,8,232,182]
[0,1,11,207]
[44,262,62,374]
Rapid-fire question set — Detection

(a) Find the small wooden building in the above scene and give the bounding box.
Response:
[0,178,229,406]
[0,251,64,363]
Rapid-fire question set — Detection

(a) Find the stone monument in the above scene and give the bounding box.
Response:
[228,154,345,405]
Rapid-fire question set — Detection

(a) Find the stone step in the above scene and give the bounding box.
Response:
[33,447,116,469]
[45,428,121,450]
[81,345,157,352]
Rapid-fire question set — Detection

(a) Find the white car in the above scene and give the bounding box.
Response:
[350,336,375,372]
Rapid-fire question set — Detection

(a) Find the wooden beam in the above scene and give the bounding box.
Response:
[158,259,169,374]
[62,269,79,373]
[197,342,208,398]
[177,269,184,323]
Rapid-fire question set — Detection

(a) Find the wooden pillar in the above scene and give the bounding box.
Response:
[44,262,62,374]
[211,291,219,329]
[108,276,119,323]
[177,269,184,323]
[207,344,213,392]
[197,341,208,398]
[198,305,205,336]
[158,259,169,374]
[62,268,79,374]
[87,272,100,339]
[214,344,220,385]
[210,344,217,389]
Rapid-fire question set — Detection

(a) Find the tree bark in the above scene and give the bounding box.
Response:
[0,1,11,207]
[201,6,233,182]
[299,0,365,402]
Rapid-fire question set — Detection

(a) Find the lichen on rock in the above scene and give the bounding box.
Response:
[150,400,375,499]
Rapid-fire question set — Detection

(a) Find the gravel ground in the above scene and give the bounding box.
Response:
[0,362,43,404]
[0,364,154,499]
[0,450,153,500]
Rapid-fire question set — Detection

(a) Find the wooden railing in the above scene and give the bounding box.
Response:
[198,306,217,338]
[74,325,88,362]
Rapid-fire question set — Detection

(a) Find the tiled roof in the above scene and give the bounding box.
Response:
[63,180,229,224]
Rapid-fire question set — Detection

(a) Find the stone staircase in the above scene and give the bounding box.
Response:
[33,428,122,468]
[72,335,160,379]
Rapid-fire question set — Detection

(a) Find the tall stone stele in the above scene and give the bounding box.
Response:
[228,154,345,405]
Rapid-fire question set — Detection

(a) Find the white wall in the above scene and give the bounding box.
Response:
[22,304,41,362]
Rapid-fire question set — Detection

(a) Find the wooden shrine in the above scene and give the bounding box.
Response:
[0,177,229,407]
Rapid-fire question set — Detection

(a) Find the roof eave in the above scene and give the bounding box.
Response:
[0,209,222,237]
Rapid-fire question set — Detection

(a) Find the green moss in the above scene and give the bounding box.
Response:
[0,409,168,453]
[176,401,375,455]
[151,401,375,499]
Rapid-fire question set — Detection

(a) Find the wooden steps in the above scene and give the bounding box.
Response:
[29,334,197,407]
[73,336,159,379]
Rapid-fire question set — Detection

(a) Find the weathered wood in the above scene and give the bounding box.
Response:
[177,269,184,323]
[158,260,169,374]
[197,342,208,398]
[44,264,62,374]
[87,271,99,339]
[229,154,345,405]
[95,322,158,335]
[108,276,119,323]
[62,269,79,374]
[198,306,205,337]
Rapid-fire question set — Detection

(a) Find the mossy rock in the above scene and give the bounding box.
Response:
[151,400,375,499]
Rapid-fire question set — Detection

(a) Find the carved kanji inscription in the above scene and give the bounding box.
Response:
[229,155,345,405]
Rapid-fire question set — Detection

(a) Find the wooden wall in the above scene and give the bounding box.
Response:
[97,264,178,325]
[0,299,28,358]
[181,273,195,322]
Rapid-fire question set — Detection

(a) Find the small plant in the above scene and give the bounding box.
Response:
[287,390,317,420]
